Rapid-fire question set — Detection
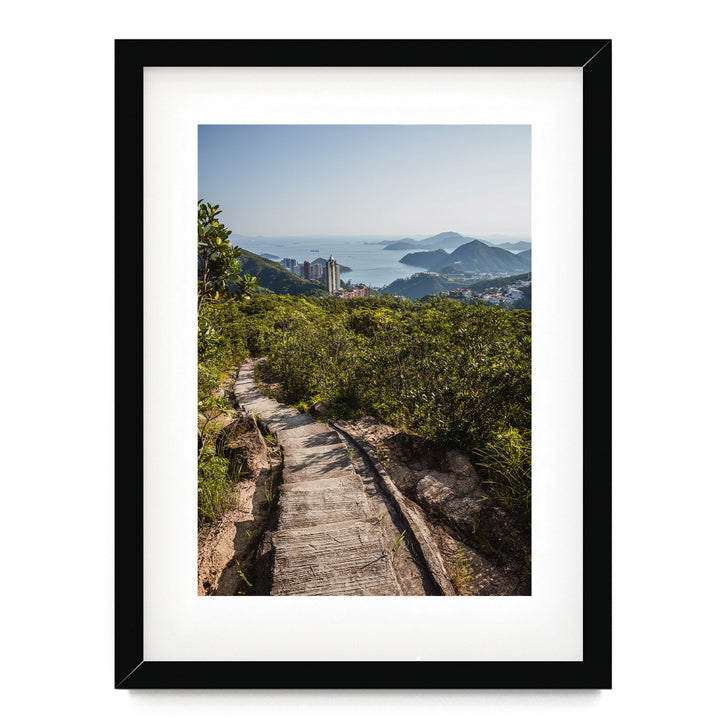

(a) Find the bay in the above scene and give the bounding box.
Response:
[236,235,419,288]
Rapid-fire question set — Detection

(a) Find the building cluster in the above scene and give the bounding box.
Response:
[281,257,324,280]
[441,279,530,305]
[335,284,371,299]
[280,253,367,297]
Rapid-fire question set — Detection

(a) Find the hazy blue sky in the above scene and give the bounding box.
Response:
[198,125,530,237]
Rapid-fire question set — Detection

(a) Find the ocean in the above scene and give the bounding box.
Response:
[236,235,424,288]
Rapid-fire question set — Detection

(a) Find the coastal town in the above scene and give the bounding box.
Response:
[279,255,529,305]
[281,254,371,298]
[439,277,530,306]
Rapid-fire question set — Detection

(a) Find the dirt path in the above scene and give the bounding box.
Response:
[234,360,455,596]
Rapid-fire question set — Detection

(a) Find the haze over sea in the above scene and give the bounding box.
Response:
[237,235,424,288]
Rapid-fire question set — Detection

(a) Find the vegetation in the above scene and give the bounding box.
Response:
[452,543,474,595]
[205,292,531,519]
[441,240,530,274]
[236,248,328,297]
[466,272,531,293]
[383,271,531,303]
[383,273,457,299]
[399,248,450,269]
[197,200,257,312]
[197,202,257,526]
[197,202,531,532]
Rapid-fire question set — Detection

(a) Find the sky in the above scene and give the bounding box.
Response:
[198,125,530,238]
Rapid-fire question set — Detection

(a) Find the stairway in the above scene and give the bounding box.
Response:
[234,360,405,595]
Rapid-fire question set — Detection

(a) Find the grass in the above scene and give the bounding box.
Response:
[262,429,276,446]
[452,543,474,595]
[264,478,276,505]
[374,444,388,464]
[473,427,531,520]
[235,559,254,595]
[392,530,407,553]
[198,449,233,526]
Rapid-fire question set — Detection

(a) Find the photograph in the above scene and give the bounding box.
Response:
[196,124,532,597]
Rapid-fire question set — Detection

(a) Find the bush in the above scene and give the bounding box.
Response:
[198,450,232,525]
[473,426,531,519]
[198,293,531,520]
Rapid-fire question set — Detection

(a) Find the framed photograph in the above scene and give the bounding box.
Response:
[116,40,611,689]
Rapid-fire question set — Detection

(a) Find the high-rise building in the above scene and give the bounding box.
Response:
[302,260,311,280]
[282,258,298,273]
[326,255,340,294]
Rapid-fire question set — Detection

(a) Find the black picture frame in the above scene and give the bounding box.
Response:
[115,39,611,690]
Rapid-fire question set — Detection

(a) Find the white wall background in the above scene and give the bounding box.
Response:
[1,1,718,718]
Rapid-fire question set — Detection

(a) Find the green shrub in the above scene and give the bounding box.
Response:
[199,293,531,522]
[473,426,531,519]
[198,450,232,525]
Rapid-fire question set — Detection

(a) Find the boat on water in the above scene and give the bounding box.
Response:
[311,248,319,252]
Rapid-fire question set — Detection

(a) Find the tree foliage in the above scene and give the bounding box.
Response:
[197,200,257,312]
[197,201,258,525]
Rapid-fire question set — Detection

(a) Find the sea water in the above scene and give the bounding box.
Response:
[237,235,421,289]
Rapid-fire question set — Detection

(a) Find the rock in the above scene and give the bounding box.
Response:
[219,418,271,477]
[415,472,483,529]
[446,449,481,488]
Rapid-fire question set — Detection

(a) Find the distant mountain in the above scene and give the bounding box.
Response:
[399,240,529,275]
[399,249,450,269]
[416,231,479,250]
[439,240,530,274]
[311,257,352,273]
[492,241,532,253]
[518,249,531,262]
[480,234,531,247]
[383,232,525,252]
[383,273,456,300]
[383,240,419,251]
[236,248,327,296]
[260,253,281,260]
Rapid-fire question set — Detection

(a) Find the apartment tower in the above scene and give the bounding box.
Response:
[325,255,340,294]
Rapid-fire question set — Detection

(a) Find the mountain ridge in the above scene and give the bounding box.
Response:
[400,239,530,275]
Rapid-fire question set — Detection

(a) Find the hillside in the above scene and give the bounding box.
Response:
[310,257,352,273]
[467,272,531,293]
[492,241,532,253]
[416,231,479,249]
[399,248,450,269]
[400,240,529,275]
[481,234,531,248]
[442,240,530,274]
[383,273,456,299]
[383,240,419,251]
[199,292,531,596]
[518,249,531,262]
[236,248,328,296]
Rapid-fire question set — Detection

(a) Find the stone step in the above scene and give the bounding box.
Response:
[234,359,437,596]
[282,448,356,484]
[276,476,372,529]
[264,520,402,596]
